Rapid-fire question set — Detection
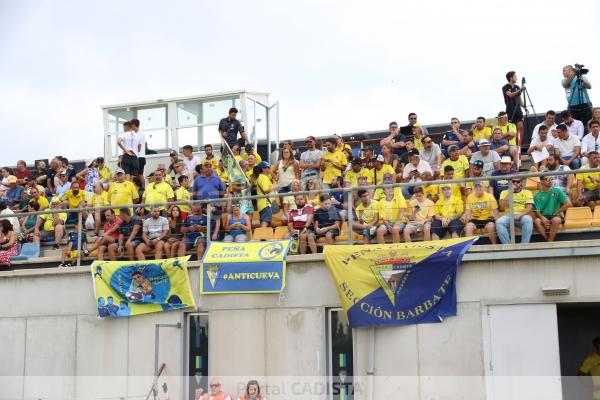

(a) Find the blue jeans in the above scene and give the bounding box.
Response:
[496,215,533,244]
[562,156,581,169]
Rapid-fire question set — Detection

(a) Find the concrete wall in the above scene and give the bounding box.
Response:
[1,246,600,400]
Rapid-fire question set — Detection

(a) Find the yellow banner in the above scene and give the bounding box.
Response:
[91,256,196,318]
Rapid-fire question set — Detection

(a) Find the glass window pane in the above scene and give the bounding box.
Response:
[246,100,255,145]
[109,134,118,159]
[188,313,209,400]
[202,97,237,125]
[136,105,167,130]
[145,129,168,152]
[255,103,267,142]
[178,127,200,150]
[107,108,134,133]
[178,101,202,126]
[201,124,221,146]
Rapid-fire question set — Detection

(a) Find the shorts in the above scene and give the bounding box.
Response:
[183,236,205,250]
[354,225,377,239]
[137,157,146,175]
[259,206,273,223]
[469,219,494,229]
[69,250,79,258]
[378,223,402,234]
[223,233,248,242]
[431,218,464,238]
[508,107,523,123]
[278,185,291,194]
[39,230,55,241]
[308,228,339,239]
[404,221,426,233]
[121,153,139,176]
[539,215,565,224]
[584,189,600,202]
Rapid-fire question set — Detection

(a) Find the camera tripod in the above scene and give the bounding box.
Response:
[568,73,593,124]
[510,78,540,152]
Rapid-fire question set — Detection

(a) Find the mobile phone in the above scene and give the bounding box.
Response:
[415,205,420,210]
[163,383,168,393]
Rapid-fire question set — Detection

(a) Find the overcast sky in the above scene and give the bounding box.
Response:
[1,0,598,166]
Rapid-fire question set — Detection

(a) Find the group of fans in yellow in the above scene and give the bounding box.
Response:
[0,103,600,267]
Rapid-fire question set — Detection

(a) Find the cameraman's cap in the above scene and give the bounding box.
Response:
[473,160,484,168]
[375,154,385,162]
[556,123,568,131]
[448,145,459,152]
[478,138,491,146]
[408,149,420,157]
[500,156,513,164]
[497,111,508,118]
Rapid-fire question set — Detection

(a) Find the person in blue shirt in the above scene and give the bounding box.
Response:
[179,203,220,260]
[192,161,225,212]
[562,64,593,124]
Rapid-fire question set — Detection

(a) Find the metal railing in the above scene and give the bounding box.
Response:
[4,167,599,266]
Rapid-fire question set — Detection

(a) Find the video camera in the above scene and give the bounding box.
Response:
[574,63,589,77]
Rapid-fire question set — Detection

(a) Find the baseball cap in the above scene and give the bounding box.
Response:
[7,175,17,184]
[257,161,270,170]
[351,158,362,165]
[375,154,385,162]
[169,150,178,157]
[306,135,316,142]
[147,172,155,178]
[96,156,104,163]
[472,160,484,169]
[115,167,125,174]
[497,111,508,118]
[448,145,459,152]
[478,138,491,146]
[50,197,61,204]
[500,156,513,164]
[408,149,420,157]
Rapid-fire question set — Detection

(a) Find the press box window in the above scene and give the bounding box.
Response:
[327,308,354,400]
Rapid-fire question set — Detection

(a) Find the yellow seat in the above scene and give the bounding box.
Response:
[525,177,540,191]
[592,207,600,227]
[251,211,261,229]
[563,207,593,229]
[253,227,274,241]
[274,226,289,240]
[335,221,363,242]
[271,211,285,228]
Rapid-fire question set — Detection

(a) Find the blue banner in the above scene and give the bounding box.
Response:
[323,238,476,328]
[201,240,290,294]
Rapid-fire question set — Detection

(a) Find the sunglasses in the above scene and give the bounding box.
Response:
[409,117,417,120]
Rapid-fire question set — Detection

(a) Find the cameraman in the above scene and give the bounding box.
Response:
[562,65,592,124]
[502,71,524,132]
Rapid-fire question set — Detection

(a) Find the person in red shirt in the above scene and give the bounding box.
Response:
[287,194,315,254]
[84,209,122,260]
[14,160,32,185]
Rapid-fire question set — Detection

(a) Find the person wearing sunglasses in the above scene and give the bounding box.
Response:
[203,377,232,400]
[419,136,443,178]
[496,177,534,244]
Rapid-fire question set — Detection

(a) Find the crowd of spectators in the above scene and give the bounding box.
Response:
[1,104,600,267]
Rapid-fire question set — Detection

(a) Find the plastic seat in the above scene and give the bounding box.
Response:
[10,243,40,261]
[271,211,285,228]
[273,226,289,240]
[592,207,600,227]
[335,221,363,242]
[525,177,540,191]
[563,207,593,229]
[253,227,274,241]
[251,211,261,229]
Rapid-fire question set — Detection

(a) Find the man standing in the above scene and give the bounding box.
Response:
[142,169,174,214]
[299,135,323,189]
[502,71,524,130]
[107,167,140,215]
[533,176,571,242]
[497,177,534,244]
[193,161,226,211]
[182,145,201,179]
[400,112,428,136]
[380,121,407,157]
[562,64,593,124]
[131,119,146,189]
[117,121,140,180]
[219,107,248,148]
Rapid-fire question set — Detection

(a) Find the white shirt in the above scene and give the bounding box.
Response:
[136,131,146,157]
[581,132,600,155]
[117,131,141,155]
[402,159,432,179]
[183,155,201,177]
[566,119,585,140]
[529,136,554,148]
[0,208,22,235]
[554,135,581,158]
[531,122,557,142]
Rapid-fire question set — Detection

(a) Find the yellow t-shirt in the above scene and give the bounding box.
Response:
[143,181,174,211]
[203,156,220,171]
[465,180,490,193]
[465,192,498,221]
[441,156,470,179]
[30,196,49,210]
[255,173,273,212]
[373,187,404,203]
[434,196,464,218]
[580,352,600,387]
[378,195,407,223]
[60,189,86,209]
[41,210,67,232]
[576,171,600,191]
[441,180,463,199]
[344,168,372,187]
[217,169,229,183]
[422,184,439,202]
[243,152,262,164]
[494,123,517,146]
[336,143,352,153]
[355,200,380,225]
[407,198,435,222]
[499,189,534,214]
[107,181,140,214]
[372,164,396,185]
[99,166,113,181]
[91,192,109,208]
[174,187,191,212]
[472,127,492,142]
[322,150,347,185]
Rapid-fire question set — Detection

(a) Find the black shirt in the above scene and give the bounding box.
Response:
[218,117,245,148]
[119,216,143,241]
[502,84,521,112]
[314,207,339,229]
[392,132,407,157]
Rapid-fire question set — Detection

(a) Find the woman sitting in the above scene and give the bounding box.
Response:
[223,203,251,242]
[0,220,19,267]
